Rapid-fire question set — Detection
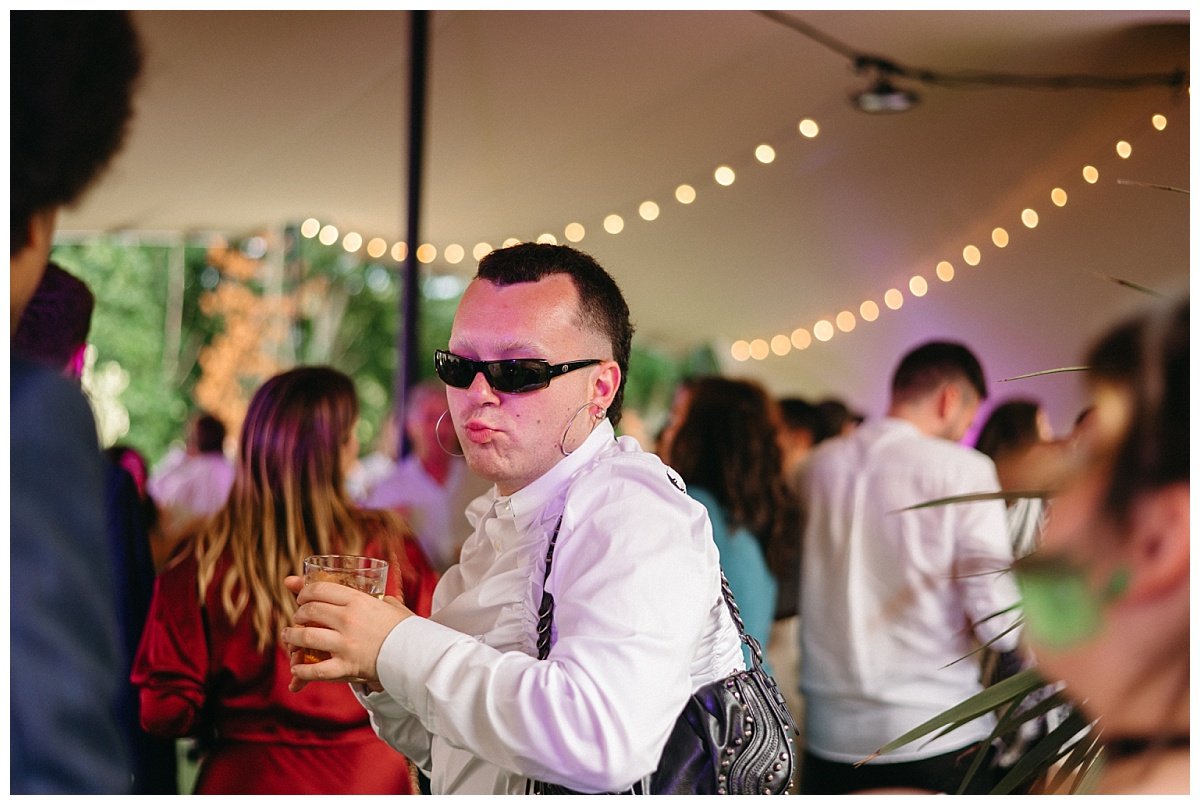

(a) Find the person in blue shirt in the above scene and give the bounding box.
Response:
[662,376,800,667]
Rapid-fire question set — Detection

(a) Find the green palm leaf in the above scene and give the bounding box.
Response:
[862,668,1045,762]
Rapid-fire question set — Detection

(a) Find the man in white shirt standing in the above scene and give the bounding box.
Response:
[798,341,1022,794]
[364,380,489,573]
[284,243,744,794]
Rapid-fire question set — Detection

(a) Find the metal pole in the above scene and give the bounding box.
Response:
[394,9,429,457]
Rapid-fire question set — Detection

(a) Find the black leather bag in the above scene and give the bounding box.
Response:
[529,518,799,795]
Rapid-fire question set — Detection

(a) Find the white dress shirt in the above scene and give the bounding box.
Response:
[799,417,1021,763]
[357,419,744,794]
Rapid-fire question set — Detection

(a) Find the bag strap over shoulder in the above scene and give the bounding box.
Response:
[535,514,760,666]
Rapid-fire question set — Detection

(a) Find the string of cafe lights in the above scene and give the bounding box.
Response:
[296,115,824,272]
[297,110,1174,362]
[728,110,1174,363]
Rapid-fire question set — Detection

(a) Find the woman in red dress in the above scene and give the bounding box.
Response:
[132,366,437,794]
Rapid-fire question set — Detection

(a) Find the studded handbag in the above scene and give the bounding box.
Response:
[528,518,799,795]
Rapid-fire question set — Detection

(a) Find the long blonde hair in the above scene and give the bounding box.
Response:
[192,365,399,651]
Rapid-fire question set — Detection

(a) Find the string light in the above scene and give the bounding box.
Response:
[416,243,437,263]
[304,108,1167,365]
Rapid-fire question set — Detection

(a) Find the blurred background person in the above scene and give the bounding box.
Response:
[346,408,400,502]
[11,10,142,793]
[974,397,1066,558]
[132,366,437,794]
[364,379,489,573]
[13,259,173,792]
[777,396,820,493]
[663,376,799,669]
[813,396,865,444]
[1016,298,1188,793]
[148,411,236,553]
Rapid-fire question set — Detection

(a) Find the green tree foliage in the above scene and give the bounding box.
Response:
[51,233,702,467]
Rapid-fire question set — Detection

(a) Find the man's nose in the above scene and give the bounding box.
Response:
[466,370,499,402]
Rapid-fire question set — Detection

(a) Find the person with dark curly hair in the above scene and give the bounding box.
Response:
[11,11,143,794]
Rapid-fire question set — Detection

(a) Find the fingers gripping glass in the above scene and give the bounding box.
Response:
[435,350,601,394]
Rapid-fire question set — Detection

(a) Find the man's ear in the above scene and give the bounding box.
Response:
[1122,482,1190,604]
[591,360,622,414]
[935,382,961,421]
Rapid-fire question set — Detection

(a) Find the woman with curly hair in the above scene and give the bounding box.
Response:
[663,376,800,664]
[132,366,437,793]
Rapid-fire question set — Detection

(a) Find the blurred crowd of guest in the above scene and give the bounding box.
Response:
[12,10,1187,797]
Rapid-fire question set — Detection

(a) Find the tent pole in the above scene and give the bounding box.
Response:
[395,9,429,457]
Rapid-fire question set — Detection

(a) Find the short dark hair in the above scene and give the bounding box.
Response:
[11,11,142,255]
[813,398,863,443]
[191,414,228,455]
[778,397,820,435]
[891,341,987,403]
[973,398,1043,461]
[475,243,634,426]
[12,262,96,369]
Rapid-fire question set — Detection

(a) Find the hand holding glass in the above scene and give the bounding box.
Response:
[301,555,388,664]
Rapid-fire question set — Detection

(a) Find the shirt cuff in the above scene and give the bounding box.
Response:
[375,615,478,715]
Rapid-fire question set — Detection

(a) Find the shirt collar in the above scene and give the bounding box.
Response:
[501,417,615,522]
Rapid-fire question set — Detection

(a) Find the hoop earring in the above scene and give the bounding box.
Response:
[435,409,464,457]
[559,402,607,457]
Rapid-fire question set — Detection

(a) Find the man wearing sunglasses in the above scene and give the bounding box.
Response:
[285,243,743,794]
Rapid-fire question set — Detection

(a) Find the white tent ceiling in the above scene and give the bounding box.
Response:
[57,9,1191,432]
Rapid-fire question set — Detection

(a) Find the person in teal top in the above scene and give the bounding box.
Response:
[661,377,801,669]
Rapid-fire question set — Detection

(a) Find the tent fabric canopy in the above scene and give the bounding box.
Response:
[57,10,1190,430]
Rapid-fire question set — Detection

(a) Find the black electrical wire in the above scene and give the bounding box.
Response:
[757,10,1187,93]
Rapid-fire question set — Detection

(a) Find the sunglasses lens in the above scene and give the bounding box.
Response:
[435,352,476,388]
[488,360,550,393]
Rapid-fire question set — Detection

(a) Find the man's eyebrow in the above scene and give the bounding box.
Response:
[449,338,548,357]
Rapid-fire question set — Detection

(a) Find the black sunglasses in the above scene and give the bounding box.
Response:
[435,350,602,394]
